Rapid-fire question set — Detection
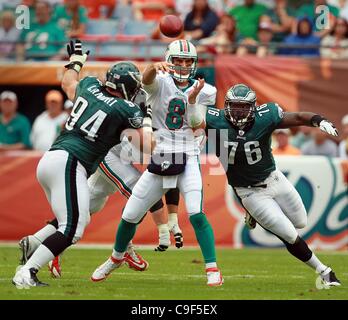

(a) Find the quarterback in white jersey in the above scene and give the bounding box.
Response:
[92,40,223,286]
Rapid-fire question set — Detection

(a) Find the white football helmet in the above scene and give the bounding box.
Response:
[165,40,197,82]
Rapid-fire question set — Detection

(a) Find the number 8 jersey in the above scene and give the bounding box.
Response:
[144,73,216,156]
[51,77,144,176]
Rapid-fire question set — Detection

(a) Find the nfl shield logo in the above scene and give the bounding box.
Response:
[239,130,245,136]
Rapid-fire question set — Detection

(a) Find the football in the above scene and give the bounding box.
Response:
[159,15,183,38]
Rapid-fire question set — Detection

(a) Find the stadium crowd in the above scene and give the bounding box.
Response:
[0,0,348,60]
[0,88,347,158]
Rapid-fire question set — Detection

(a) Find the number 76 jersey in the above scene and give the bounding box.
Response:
[205,103,284,187]
[144,73,216,155]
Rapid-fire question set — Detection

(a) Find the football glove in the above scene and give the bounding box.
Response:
[319,120,338,137]
[64,39,90,73]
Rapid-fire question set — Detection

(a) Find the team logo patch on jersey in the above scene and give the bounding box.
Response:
[161,161,171,171]
[128,116,143,128]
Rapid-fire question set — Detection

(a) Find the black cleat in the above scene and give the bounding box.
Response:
[173,233,183,248]
[19,236,31,265]
[154,244,168,252]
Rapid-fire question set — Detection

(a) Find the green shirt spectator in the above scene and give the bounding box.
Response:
[229,0,267,40]
[0,91,31,151]
[53,1,88,38]
[16,1,66,61]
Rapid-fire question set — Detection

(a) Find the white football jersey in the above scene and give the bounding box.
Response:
[144,73,216,155]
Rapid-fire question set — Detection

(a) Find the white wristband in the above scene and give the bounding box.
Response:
[142,117,153,133]
[187,103,204,128]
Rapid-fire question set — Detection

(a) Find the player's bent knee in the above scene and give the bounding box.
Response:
[89,196,109,214]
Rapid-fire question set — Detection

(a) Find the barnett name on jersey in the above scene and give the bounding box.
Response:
[206,102,284,187]
[144,73,216,156]
[51,76,144,176]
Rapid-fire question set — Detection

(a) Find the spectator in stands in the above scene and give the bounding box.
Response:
[272,129,301,155]
[176,0,226,21]
[0,91,31,151]
[112,0,134,21]
[133,0,175,21]
[263,0,295,42]
[301,129,338,157]
[338,0,348,21]
[16,1,66,61]
[338,114,348,159]
[198,14,237,53]
[321,17,348,58]
[290,126,312,149]
[184,0,219,40]
[228,0,267,40]
[279,17,321,56]
[30,90,68,151]
[81,0,116,19]
[296,0,339,38]
[237,19,275,56]
[53,0,88,38]
[0,11,20,59]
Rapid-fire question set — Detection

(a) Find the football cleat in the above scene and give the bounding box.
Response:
[169,223,184,248]
[48,255,62,278]
[12,266,48,289]
[206,267,224,287]
[125,244,149,271]
[320,267,341,287]
[91,256,125,282]
[155,226,170,252]
[245,212,257,230]
[19,236,32,265]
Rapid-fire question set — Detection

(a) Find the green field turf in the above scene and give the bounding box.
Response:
[0,246,347,300]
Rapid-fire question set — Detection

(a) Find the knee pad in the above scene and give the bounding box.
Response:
[165,188,180,206]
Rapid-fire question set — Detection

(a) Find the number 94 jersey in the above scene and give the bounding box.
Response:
[144,73,216,155]
[51,77,144,176]
[206,103,284,187]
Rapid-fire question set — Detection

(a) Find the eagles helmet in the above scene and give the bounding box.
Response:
[224,84,257,128]
[105,61,141,101]
[165,40,197,82]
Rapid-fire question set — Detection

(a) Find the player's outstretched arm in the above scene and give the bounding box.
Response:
[61,39,89,101]
[187,78,207,130]
[142,61,174,85]
[278,112,338,137]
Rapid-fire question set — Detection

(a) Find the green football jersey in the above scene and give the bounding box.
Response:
[206,103,284,187]
[51,76,144,176]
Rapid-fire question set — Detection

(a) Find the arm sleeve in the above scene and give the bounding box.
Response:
[269,102,285,131]
[143,77,160,96]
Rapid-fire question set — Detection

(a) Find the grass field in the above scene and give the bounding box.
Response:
[0,246,347,300]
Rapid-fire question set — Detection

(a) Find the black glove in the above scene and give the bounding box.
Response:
[64,39,90,73]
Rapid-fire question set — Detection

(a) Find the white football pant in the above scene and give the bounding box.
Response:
[122,155,203,223]
[234,169,307,244]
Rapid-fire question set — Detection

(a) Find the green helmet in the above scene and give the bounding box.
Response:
[224,84,257,128]
[105,61,141,101]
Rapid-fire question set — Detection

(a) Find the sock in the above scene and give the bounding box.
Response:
[305,253,328,273]
[284,236,313,262]
[189,213,216,264]
[33,223,57,243]
[205,262,217,269]
[25,244,55,270]
[168,213,178,229]
[158,223,169,235]
[112,249,125,260]
[158,223,170,247]
[114,219,137,254]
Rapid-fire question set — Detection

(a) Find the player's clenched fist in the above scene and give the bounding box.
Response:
[64,39,90,73]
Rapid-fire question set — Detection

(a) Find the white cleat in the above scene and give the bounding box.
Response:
[206,267,224,287]
[12,266,48,289]
[91,256,124,282]
[320,267,341,287]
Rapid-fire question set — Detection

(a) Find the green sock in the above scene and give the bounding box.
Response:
[189,213,216,263]
[114,219,137,253]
